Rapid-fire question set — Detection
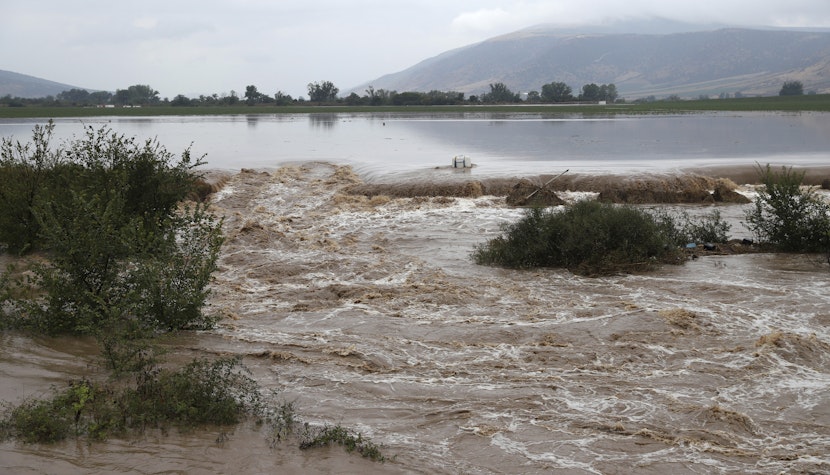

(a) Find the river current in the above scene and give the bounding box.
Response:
[1,113,829,473]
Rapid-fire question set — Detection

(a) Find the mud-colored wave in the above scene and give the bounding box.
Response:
[3,162,829,474]
[342,171,756,204]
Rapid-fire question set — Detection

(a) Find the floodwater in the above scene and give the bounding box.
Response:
[1,111,829,178]
[1,113,830,473]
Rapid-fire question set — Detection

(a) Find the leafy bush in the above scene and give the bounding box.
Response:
[125,357,263,429]
[472,200,684,275]
[652,208,732,244]
[744,164,830,252]
[300,424,386,461]
[681,209,731,244]
[0,123,64,253]
[0,357,262,443]
[0,122,223,334]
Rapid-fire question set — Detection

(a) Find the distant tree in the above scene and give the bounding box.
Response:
[170,94,192,106]
[89,91,113,105]
[579,83,601,102]
[526,91,541,103]
[391,91,423,106]
[344,92,363,105]
[365,86,381,105]
[57,88,91,105]
[113,85,159,106]
[244,85,263,105]
[600,83,618,103]
[374,88,393,105]
[779,80,804,96]
[274,91,293,106]
[482,82,520,103]
[219,90,239,106]
[541,82,573,102]
[424,90,465,105]
[307,81,339,102]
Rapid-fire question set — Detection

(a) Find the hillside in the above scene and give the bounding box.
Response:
[354,27,830,99]
[0,70,89,98]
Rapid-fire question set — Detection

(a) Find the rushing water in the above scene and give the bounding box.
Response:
[1,113,830,473]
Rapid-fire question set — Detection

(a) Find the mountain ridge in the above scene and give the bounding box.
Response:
[352,26,830,99]
[0,70,92,99]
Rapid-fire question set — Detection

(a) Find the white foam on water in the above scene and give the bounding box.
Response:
[157,163,830,472]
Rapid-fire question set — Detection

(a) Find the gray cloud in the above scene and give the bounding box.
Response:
[3,0,829,98]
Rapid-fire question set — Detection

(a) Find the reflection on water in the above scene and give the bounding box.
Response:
[1,112,828,179]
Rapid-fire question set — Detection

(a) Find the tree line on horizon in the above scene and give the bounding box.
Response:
[0,79,810,108]
[0,80,620,108]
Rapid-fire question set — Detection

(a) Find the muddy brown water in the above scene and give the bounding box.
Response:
[2,163,829,474]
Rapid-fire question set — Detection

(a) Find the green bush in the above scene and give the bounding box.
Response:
[651,208,732,244]
[472,200,684,275]
[0,122,223,334]
[125,357,263,429]
[744,164,830,252]
[0,357,263,443]
[300,424,386,461]
[0,122,64,253]
[682,209,731,243]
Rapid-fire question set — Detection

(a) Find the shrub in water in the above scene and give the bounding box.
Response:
[0,122,223,334]
[473,200,683,276]
[744,164,830,252]
[0,357,263,443]
[651,208,732,245]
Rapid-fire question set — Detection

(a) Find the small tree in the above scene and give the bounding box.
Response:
[744,164,830,252]
[0,122,64,253]
[779,81,804,96]
[600,83,618,103]
[113,85,160,106]
[307,81,339,102]
[274,91,293,106]
[482,83,520,103]
[540,81,573,103]
[244,85,262,105]
[579,83,601,101]
[1,124,223,334]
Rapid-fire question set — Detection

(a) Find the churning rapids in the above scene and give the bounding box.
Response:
[2,162,830,474]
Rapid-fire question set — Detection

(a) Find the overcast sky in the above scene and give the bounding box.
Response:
[3,1,830,99]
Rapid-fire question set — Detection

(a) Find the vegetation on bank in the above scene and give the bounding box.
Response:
[2,77,830,118]
[0,123,387,462]
[2,93,829,119]
[474,165,830,275]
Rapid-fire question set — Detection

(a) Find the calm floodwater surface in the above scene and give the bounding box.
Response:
[1,113,829,474]
[1,111,829,178]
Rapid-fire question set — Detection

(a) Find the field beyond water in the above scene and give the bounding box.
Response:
[2,94,830,118]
